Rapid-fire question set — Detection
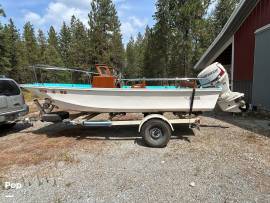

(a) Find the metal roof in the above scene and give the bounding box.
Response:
[194,0,260,69]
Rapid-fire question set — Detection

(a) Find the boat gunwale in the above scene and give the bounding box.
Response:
[21,85,222,92]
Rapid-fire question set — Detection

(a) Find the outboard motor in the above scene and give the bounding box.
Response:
[198,62,246,113]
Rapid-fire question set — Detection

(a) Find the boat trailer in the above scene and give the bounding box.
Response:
[33,99,200,148]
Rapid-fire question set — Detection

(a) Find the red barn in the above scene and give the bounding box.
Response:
[195,0,270,111]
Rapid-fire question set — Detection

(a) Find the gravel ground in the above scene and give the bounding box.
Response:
[0,113,269,203]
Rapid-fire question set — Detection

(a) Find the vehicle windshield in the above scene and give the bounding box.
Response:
[0,80,21,96]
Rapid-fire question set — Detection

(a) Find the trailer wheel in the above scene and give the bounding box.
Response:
[140,119,172,148]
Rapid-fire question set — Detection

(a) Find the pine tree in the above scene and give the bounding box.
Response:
[124,32,147,78]
[48,26,59,50]
[22,22,39,82]
[3,19,22,80]
[139,0,212,78]
[88,0,124,69]
[45,26,63,66]
[134,32,145,77]
[23,22,38,65]
[16,40,29,83]
[59,22,72,67]
[125,36,136,78]
[167,0,211,76]
[0,5,9,76]
[109,5,125,70]
[189,0,212,75]
[143,26,158,78]
[153,0,170,77]
[37,29,47,64]
[190,18,213,72]
[212,0,240,38]
[69,16,89,69]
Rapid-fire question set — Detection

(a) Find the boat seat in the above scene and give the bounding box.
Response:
[132,83,146,88]
[178,81,197,88]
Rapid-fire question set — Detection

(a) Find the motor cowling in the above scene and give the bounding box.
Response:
[198,62,246,113]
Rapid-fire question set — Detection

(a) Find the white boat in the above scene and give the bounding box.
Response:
[21,85,221,113]
[21,63,246,114]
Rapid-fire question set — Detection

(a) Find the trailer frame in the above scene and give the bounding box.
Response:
[31,98,201,147]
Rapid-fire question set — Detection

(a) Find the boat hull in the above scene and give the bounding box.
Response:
[22,86,221,113]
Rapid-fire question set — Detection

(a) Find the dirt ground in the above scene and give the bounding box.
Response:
[0,110,269,203]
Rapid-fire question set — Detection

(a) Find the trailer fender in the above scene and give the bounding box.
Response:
[138,114,174,133]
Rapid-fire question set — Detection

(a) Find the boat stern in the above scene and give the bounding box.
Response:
[217,92,246,113]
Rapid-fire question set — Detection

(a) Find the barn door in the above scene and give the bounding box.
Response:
[252,24,270,111]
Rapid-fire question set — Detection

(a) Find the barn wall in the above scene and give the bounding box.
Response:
[233,0,270,103]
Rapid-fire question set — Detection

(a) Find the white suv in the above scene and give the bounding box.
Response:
[0,76,29,128]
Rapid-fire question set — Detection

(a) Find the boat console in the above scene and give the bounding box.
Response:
[92,64,118,88]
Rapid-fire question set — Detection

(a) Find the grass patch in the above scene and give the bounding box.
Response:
[22,90,35,102]
[0,135,79,175]
[56,152,79,164]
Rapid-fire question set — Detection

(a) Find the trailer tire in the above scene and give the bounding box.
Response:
[141,119,171,148]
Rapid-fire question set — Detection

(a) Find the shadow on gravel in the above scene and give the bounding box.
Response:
[32,123,195,146]
[200,124,230,129]
[0,123,32,137]
[204,112,270,138]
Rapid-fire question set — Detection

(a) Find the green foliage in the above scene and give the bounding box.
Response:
[21,22,39,82]
[125,37,136,77]
[0,0,240,84]
[46,26,63,66]
[134,32,145,76]
[37,29,47,64]
[0,5,9,75]
[88,0,124,69]
[48,26,59,50]
[140,0,239,78]
[59,22,72,67]
[143,26,161,78]
[23,22,38,65]
[0,29,10,75]
[211,0,240,38]
[142,0,211,78]
[3,19,21,80]
[124,32,147,78]
[69,16,89,68]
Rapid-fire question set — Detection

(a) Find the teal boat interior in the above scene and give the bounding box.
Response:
[22,83,198,89]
